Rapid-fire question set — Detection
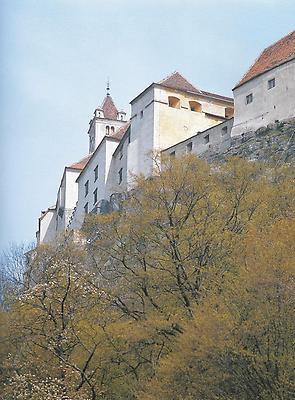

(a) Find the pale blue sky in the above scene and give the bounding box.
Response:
[1,0,294,250]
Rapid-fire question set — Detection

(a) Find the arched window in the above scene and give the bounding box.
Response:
[189,101,202,112]
[168,96,180,109]
[111,126,115,133]
[106,126,110,135]
[225,107,234,118]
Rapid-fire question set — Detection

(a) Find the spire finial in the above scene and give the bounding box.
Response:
[106,77,110,96]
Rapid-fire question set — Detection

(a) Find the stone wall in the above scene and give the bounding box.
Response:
[203,118,295,163]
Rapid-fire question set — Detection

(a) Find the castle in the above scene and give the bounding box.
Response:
[36,31,295,245]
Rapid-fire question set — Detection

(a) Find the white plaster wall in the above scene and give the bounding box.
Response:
[232,58,295,136]
[70,138,119,229]
[106,131,129,197]
[64,169,80,227]
[38,209,56,244]
[127,88,155,185]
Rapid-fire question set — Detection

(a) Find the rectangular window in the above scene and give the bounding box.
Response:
[170,151,176,158]
[186,142,192,153]
[94,166,98,182]
[84,180,89,197]
[268,78,275,90]
[93,188,98,204]
[246,93,253,104]
[204,134,210,144]
[118,168,123,185]
[221,126,228,135]
[84,203,88,214]
[128,133,131,144]
[140,110,144,119]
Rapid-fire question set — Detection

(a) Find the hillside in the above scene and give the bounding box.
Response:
[205,118,295,163]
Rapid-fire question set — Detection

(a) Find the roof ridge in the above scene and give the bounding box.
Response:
[158,71,201,94]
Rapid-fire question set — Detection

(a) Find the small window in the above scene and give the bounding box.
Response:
[140,110,144,119]
[189,101,202,112]
[168,96,180,109]
[170,151,176,158]
[118,168,123,185]
[106,126,110,135]
[93,188,98,204]
[111,126,115,133]
[221,126,228,136]
[268,78,275,90]
[186,142,192,153]
[94,166,98,182]
[84,180,89,197]
[246,93,253,104]
[127,133,131,144]
[204,134,210,144]
[119,148,123,160]
[84,203,88,214]
[120,115,123,120]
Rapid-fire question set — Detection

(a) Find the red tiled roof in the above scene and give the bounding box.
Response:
[102,95,118,119]
[235,30,295,88]
[159,71,202,93]
[111,121,131,141]
[68,154,92,170]
[158,71,233,102]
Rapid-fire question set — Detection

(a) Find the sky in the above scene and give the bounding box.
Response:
[1,0,294,250]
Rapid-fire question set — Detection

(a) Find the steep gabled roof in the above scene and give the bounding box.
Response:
[102,95,119,119]
[68,154,92,170]
[235,30,295,89]
[159,71,202,93]
[158,71,233,102]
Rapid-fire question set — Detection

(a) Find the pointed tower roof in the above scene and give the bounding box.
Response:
[101,95,119,120]
[158,71,202,93]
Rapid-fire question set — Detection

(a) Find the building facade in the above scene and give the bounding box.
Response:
[36,31,295,245]
[232,30,295,136]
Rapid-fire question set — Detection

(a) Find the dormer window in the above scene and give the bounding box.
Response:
[168,96,180,109]
[189,101,202,112]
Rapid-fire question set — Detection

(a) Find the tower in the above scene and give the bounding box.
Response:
[88,81,127,153]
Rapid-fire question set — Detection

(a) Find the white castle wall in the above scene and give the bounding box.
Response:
[232,58,295,136]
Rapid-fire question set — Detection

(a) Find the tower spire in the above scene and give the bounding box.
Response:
[106,77,110,96]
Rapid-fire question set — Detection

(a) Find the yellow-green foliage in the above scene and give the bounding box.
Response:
[1,155,294,399]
